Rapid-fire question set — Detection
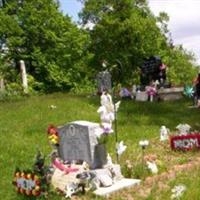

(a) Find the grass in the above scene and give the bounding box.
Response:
[0,93,200,199]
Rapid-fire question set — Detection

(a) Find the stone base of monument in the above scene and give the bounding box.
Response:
[135,91,148,101]
[93,178,141,197]
[158,87,183,101]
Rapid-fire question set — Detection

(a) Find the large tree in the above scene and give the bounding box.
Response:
[0,0,91,91]
[78,0,168,84]
[79,0,197,85]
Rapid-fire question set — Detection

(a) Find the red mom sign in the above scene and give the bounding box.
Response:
[170,134,200,150]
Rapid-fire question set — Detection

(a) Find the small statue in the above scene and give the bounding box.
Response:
[97,91,120,131]
[160,125,169,141]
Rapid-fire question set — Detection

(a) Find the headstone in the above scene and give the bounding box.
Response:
[57,121,107,169]
[140,56,163,85]
[135,91,148,101]
[97,70,112,94]
[158,87,183,101]
[0,78,4,91]
[19,60,28,93]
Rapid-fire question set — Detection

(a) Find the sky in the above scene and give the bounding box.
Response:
[59,0,200,64]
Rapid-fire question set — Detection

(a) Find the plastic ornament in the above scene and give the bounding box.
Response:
[184,86,194,98]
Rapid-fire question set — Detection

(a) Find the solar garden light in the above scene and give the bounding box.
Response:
[139,140,149,173]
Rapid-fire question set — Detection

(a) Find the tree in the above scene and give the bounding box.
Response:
[79,0,168,85]
[0,0,92,91]
[79,0,197,86]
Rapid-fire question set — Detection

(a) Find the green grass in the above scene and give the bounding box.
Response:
[0,93,200,199]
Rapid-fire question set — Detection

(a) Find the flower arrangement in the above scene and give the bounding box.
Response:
[13,151,49,197]
[47,124,59,145]
[13,171,41,196]
[171,184,186,199]
[146,85,157,102]
[97,125,113,144]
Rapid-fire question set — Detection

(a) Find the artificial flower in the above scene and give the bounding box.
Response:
[116,141,127,156]
[139,140,149,148]
[171,184,186,199]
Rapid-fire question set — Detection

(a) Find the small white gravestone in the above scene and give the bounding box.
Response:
[135,91,148,101]
[160,125,169,141]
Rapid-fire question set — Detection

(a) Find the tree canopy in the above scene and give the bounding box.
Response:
[0,0,198,93]
[79,0,197,85]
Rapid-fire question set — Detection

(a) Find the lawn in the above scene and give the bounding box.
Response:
[0,93,200,200]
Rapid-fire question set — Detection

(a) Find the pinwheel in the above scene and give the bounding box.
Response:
[183,86,194,98]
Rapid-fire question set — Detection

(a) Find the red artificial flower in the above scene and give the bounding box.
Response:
[47,124,58,135]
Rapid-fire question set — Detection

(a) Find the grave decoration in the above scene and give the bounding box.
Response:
[176,124,191,136]
[119,88,132,99]
[12,151,49,197]
[171,184,186,200]
[146,161,158,174]
[160,125,170,141]
[47,124,59,146]
[146,82,157,102]
[170,134,200,151]
[170,124,200,151]
[183,86,194,98]
[116,141,127,157]
[49,92,140,198]
[13,171,42,196]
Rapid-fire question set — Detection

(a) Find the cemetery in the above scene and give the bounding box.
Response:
[1,1,200,200]
[4,55,200,200]
[3,57,200,200]
[2,88,198,200]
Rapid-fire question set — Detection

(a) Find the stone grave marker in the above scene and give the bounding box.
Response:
[97,70,112,94]
[57,121,107,169]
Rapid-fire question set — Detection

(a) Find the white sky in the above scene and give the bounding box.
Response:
[148,0,200,64]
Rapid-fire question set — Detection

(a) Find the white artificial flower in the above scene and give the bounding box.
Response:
[115,101,121,112]
[139,140,149,148]
[49,105,57,109]
[146,161,158,174]
[171,184,186,199]
[116,141,127,156]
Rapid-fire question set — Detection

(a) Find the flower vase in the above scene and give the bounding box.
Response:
[93,143,107,169]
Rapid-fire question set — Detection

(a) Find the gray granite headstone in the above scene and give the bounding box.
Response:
[57,121,107,169]
[97,71,112,93]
